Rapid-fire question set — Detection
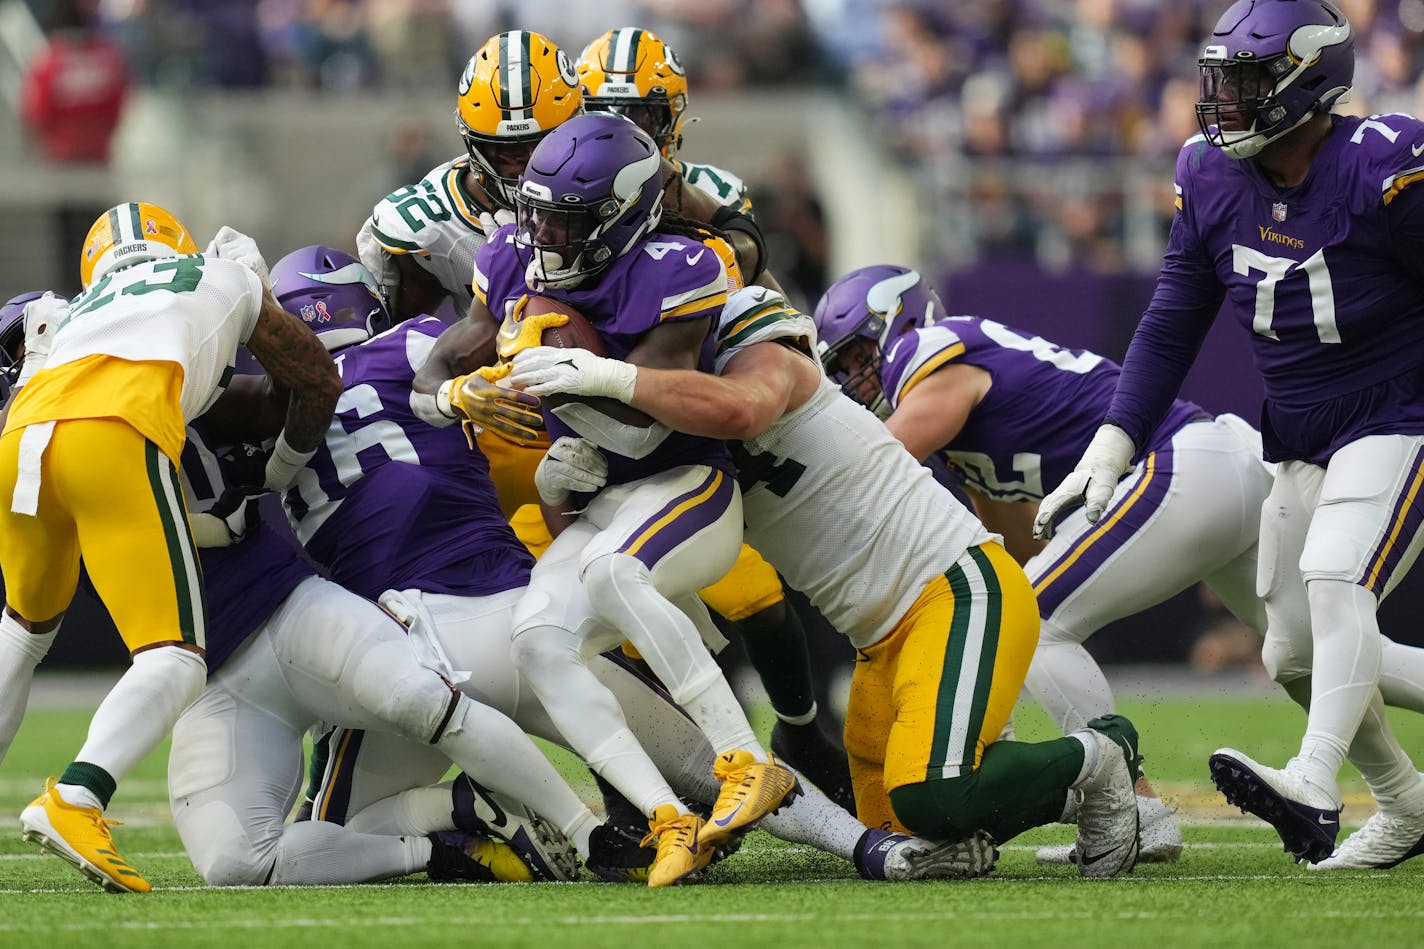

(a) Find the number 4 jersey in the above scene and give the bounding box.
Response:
[879,317,1205,503]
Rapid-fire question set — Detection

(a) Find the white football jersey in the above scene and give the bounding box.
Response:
[48,255,263,421]
[675,158,753,215]
[362,154,492,314]
[718,292,996,648]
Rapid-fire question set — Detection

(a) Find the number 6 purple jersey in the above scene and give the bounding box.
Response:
[282,316,533,600]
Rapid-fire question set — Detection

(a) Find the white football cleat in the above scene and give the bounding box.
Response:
[1071,715,1141,878]
[1311,802,1424,870]
[1036,793,1181,865]
[855,828,998,880]
[1209,748,1340,864]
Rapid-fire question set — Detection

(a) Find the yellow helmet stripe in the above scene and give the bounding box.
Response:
[107,206,123,243]
[611,27,642,73]
[126,202,143,241]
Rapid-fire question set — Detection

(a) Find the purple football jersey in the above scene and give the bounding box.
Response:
[1111,115,1424,464]
[182,418,314,674]
[880,317,1207,502]
[283,316,532,600]
[475,224,734,485]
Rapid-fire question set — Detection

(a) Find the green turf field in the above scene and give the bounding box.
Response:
[2,684,1421,948]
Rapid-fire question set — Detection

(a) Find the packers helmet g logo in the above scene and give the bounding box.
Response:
[556,49,577,87]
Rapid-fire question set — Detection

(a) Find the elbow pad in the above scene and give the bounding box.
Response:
[711,205,768,285]
[550,402,671,460]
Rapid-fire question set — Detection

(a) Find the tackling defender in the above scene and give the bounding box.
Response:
[0,205,342,892]
[1037,0,1424,869]
[506,287,1144,878]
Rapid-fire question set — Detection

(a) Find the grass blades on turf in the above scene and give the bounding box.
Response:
[0,680,1420,949]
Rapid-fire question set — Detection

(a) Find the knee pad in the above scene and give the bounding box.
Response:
[1260,627,1309,685]
[510,623,584,680]
[135,644,207,712]
[1299,526,1373,584]
[181,800,276,886]
[347,643,456,742]
[582,553,651,622]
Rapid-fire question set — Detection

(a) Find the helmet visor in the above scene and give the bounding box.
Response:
[515,195,601,260]
[586,99,675,146]
[1197,59,1274,137]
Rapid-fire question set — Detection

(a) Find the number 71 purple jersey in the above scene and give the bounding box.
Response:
[1170,113,1424,462]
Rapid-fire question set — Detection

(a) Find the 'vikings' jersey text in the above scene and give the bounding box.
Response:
[1112,114,1424,463]
[283,316,532,599]
[475,224,735,486]
[880,317,1207,502]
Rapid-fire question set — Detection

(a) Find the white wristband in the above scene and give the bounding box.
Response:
[264,430,316,491]
[412,388,458,428]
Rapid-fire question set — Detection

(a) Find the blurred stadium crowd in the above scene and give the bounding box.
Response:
[19,0,1424,274]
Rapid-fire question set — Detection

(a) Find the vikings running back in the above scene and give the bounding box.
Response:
[1037,0,1424,870]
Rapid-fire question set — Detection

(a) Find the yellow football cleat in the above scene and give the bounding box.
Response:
[19,777,150,893]
[642,804,715,887]
[699,750,801,847]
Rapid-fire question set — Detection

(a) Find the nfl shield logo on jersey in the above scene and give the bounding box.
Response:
[1272,202,1287,222]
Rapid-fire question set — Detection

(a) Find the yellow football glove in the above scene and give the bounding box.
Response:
[496,296,571,360]
[444,365,546,447]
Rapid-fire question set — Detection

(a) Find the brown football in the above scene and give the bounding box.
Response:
[526,295,605,357]
[524,296,653,428]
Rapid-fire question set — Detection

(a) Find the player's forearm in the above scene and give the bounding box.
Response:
[1107,257,1221,448]
[629,368,777,440]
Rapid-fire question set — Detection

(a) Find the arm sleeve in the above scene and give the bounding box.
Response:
[1105,191,1224,448]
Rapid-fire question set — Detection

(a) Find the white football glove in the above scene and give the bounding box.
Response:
[477,207,515,236]
[534,436,608,506]
[508,346,637,402]
[354,217,400,305]
[15,292,68,387]
[1032,423,1135,540]
[205,226,270,288]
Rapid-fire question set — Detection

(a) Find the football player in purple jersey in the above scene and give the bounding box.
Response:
[1037,0,1424,869]
[0,292,43,408]
[415,114,803,883]
[272,245,993,886]
[414,113,801,886]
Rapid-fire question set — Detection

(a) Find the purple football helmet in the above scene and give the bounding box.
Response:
[514,111,666,290]
[1,290,45,389]
[812,266,947,405]
[270,246,392,353]
[1196,0,1353,159]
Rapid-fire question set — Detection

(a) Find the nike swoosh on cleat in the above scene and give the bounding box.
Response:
[713,803,745,828]
[1078,846,1123,866]
[1414,142,1424,157]
[1318,815,1335,825]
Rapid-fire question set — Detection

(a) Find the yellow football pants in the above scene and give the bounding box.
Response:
[0,419,205,651]
[843,542,1038,832]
